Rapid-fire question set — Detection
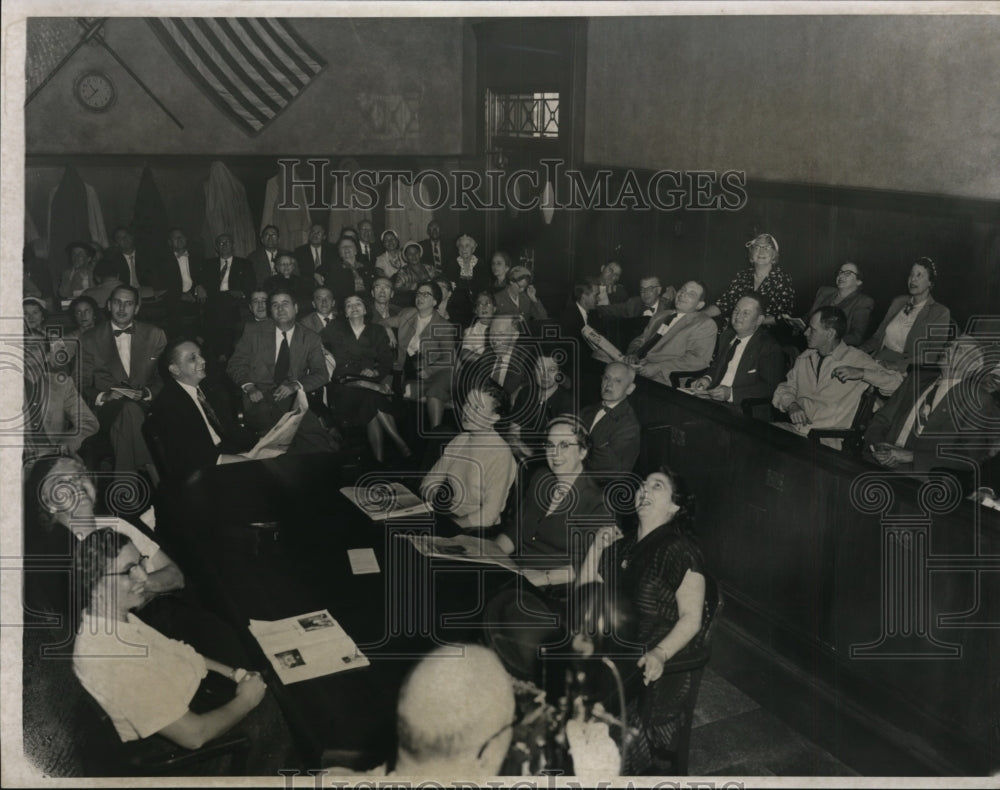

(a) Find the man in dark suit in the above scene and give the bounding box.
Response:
[597,275,676,320]
[419,220,446,271]
[863,335,1000,472]
[79,284,166,475]
[248,225,292,288]
[580,361,641,479]
[690,294,785,407]
[105,226,155,289]
[226,287,332,444]
[596,261,628,305]
[198,233,254,362]
[150,338,256,483]
[159,228,203,337]
[559,279,605,395]
[294,223,338,284]
[356,219,379,269]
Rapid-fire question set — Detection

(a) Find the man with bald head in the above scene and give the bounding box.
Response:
[579,361,641,479]
[598,275,676,319]
[395,645,515,776]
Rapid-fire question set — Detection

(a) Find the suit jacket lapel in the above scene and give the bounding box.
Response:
[104,325,127,382]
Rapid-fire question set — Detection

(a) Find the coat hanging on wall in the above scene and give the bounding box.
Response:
[261,172,313,249]
[147,18,326,137]
[46,166,105,288]
[383,179,434,251]
[203,161,256,259]
[327,158,372,239]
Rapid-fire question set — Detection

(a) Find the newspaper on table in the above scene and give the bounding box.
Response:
[248,609,369,685]
[402,533,525,576]
[581,325,625,364]
[340,481,432,520]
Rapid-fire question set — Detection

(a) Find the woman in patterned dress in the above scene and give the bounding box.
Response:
[706,232,795,326]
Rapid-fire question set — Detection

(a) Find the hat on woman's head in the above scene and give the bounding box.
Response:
[381,229,399,244]
[746,233,779,253]
[22,296,48,311]
[402,241,422,258]
[508,266,533,283]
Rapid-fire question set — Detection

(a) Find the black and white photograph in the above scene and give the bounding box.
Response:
[3,1,999,786]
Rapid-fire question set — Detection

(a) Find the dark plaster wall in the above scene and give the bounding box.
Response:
[585,16,1000,200]
[26,17,467,155]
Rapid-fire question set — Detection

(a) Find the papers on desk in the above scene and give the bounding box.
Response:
[340,482,432,520]
[402,534,524,575]
[248,609,369,685]
[347,547,380,575]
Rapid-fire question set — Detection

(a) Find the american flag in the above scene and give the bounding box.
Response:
[148,18,326,136]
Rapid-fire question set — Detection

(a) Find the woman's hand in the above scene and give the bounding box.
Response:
[234,671,267,708]
[638,647,666,685]
[360,367,378,378]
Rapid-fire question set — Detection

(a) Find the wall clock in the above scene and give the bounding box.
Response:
[74,71,116,113]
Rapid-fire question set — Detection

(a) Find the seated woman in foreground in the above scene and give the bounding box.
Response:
[72,529,268,751]
[578,466,710,774]
[491,416,616,586]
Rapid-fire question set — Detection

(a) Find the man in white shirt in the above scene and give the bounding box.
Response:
[598,275,676,319]
[420,378,516,530]
[249,225,291,288]
[420,220,445,270]
[151,339,256,481]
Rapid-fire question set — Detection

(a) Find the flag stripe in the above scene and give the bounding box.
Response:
[146,16,326,136]
[270,19,323,80]
[171,19,270,126]
[150,18,262,134]
[217,19,295,104]
[244,19,306,89]
[194,18,282,116]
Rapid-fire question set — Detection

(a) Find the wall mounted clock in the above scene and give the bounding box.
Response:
[74,71,116,113]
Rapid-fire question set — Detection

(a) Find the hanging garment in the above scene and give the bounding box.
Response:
[261,173,313,249]
[383,180,434,250]
[46,167,92,288]
[326,157,371,238]
[203,162,257,259]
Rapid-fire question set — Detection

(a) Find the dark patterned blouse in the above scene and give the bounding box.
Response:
[715,265,796,319]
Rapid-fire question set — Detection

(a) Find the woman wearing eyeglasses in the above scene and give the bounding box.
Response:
[72,529,268,751]
[493,416,616,586]
[783,262,874,347]
[860,258,951,372]
[705,233,795,326]
[24,455,184,614]
[578,466,710,774]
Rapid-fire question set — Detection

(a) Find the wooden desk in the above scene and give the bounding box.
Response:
[629,380,1000,774]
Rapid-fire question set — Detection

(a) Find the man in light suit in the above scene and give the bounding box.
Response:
[151,338,256,483]
[248,225,293,288]
[863,334,1000,472]
[226,287,332,446]
[580,362,641,479]
[79,285,166,475]
[624,280,717,386]
[690,294,785,408]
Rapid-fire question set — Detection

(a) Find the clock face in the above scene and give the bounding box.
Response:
[74,72,116,113]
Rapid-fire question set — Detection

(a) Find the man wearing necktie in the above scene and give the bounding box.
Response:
[579,362,641,479]
[623,280,717,386]
[197,233,254,363]
[690,294,785,407]
[249,225,292,288]
[864,334,999,472]
[151,339,256,482]
[108,227,150,289]
[79,285,166,476]
[772,306,889,446]
[420,220,444,270]
[597,275,677,320]
[357,219,378,267]
[227,287,332,445]
[162,228,205,337]
[294,223,337,285]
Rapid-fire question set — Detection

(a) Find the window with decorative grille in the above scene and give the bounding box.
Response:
[486,90,560,139]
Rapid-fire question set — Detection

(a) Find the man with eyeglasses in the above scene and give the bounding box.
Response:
[598,275,676,319]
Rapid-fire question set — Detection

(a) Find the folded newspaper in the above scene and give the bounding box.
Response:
[340,481,432,520]
[218,389,308,465]
[402,533,525,575]
[581,325,625,363]
[248,609,369,685]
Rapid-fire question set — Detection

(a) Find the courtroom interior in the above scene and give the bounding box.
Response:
[14,12,1000,781]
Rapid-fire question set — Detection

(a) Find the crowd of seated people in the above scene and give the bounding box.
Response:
[20,214,1000,776]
